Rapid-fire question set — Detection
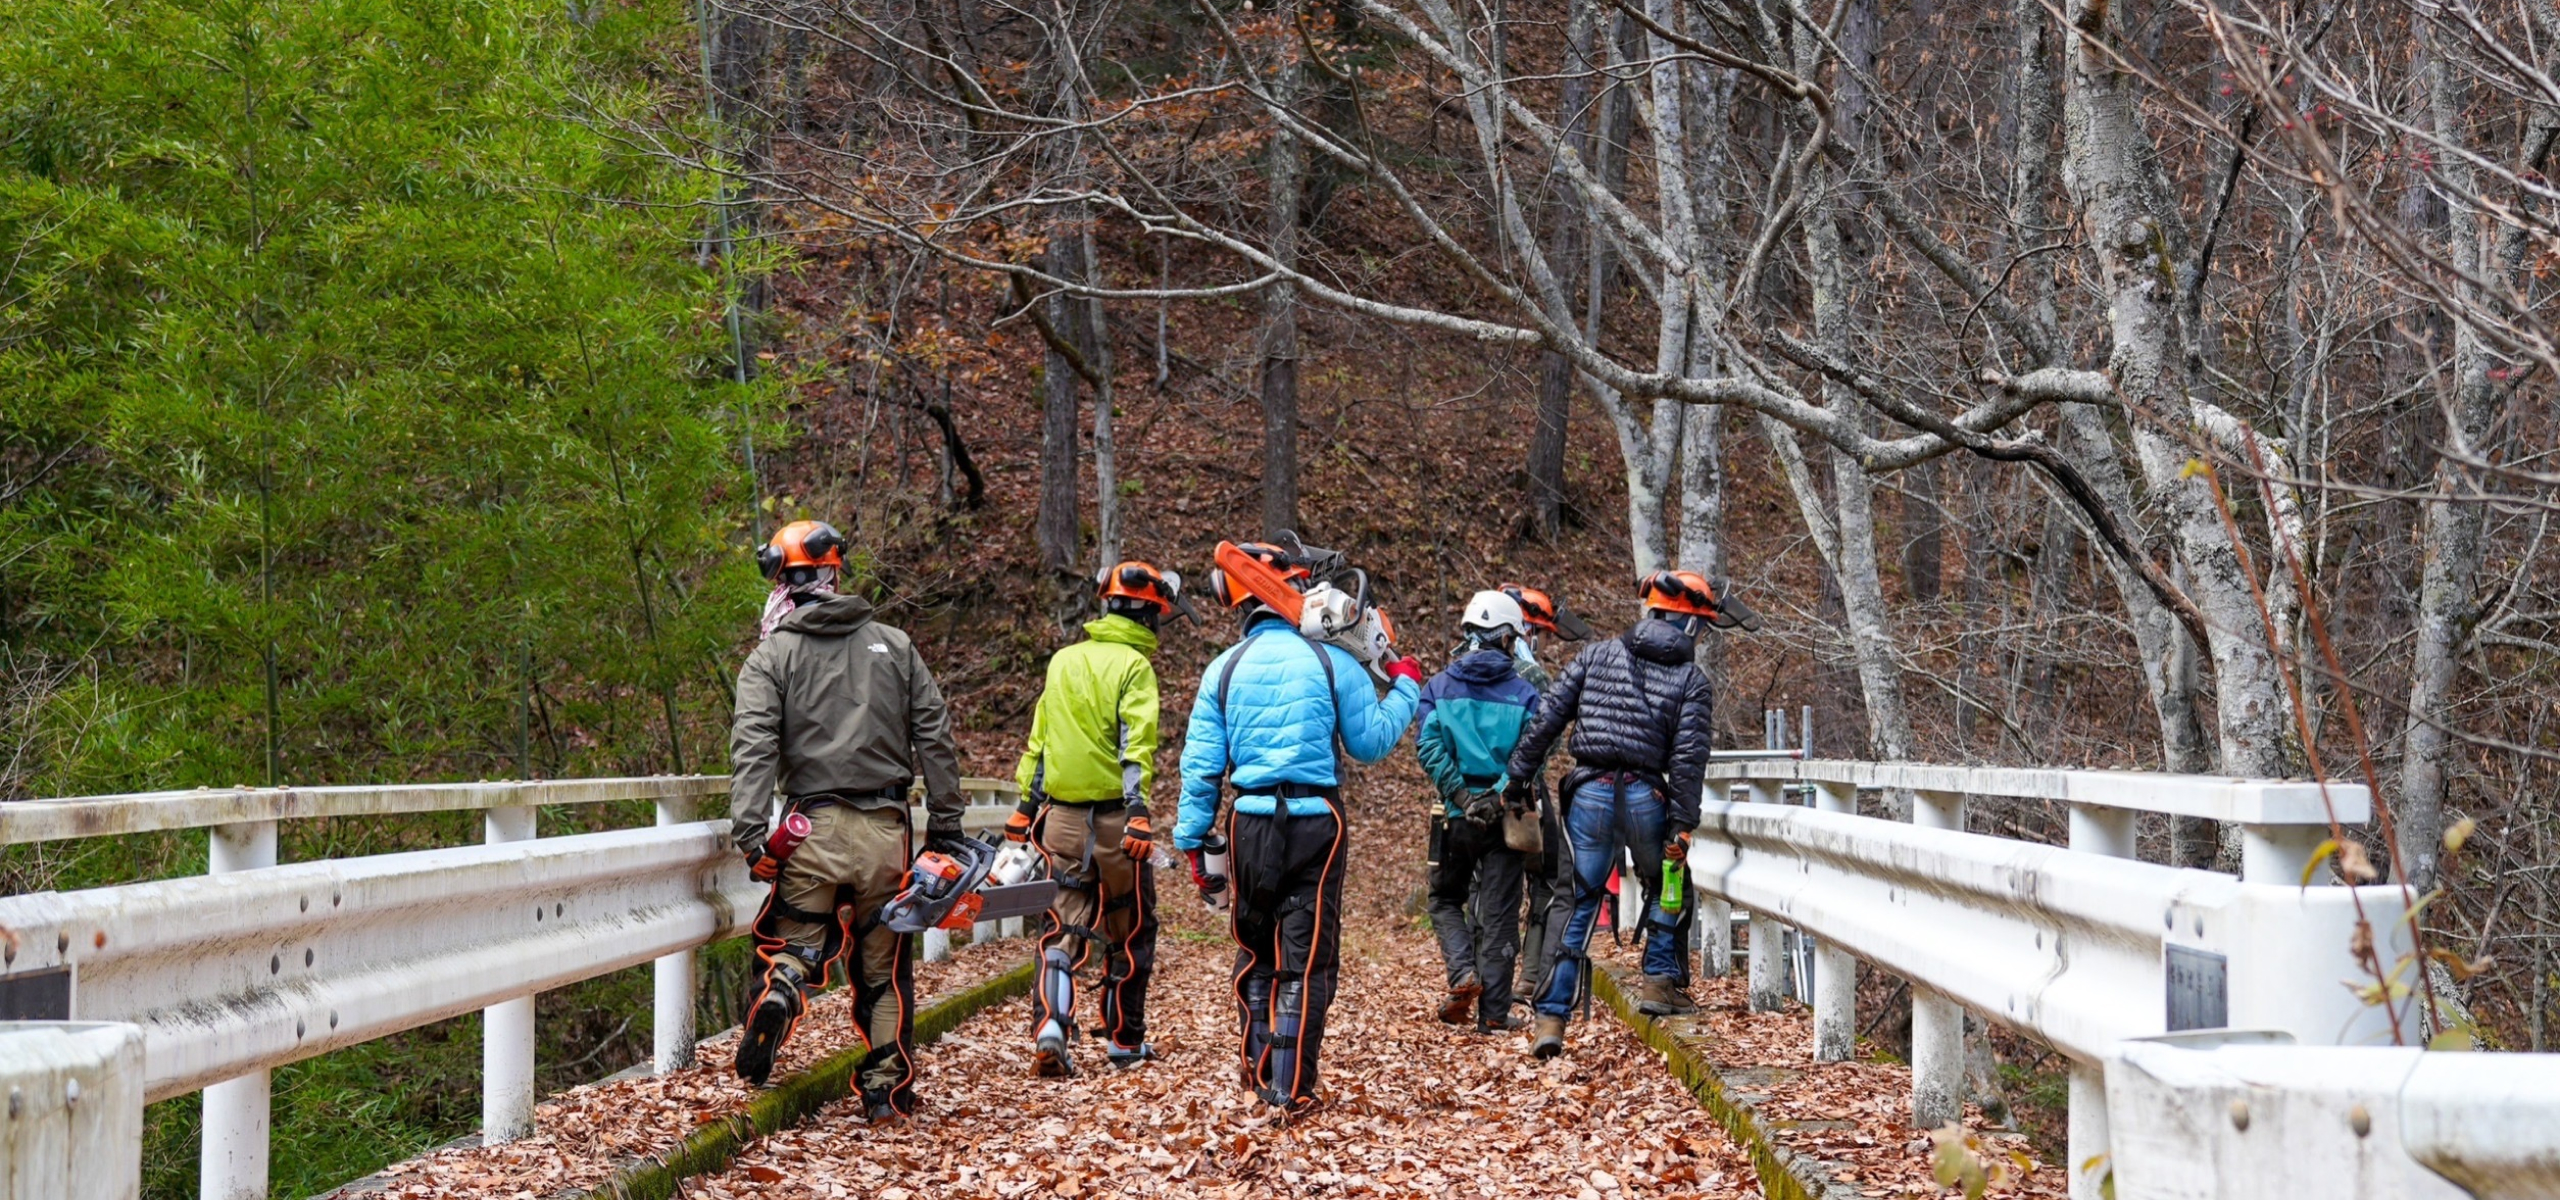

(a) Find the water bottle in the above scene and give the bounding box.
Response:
[765,810,813,864]
[1200,832,1232,912]
[1660,854,1687,914]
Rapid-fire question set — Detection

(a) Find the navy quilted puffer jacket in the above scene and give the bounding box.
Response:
[1506,618,1715,826]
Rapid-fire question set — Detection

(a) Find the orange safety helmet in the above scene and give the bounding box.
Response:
[1638,569,1758,631]
[1097,560,1198,623]
[1501,582,1594,640]
[756,520,848,582]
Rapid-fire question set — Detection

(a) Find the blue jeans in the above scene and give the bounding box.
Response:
[1533,775,1688,1017]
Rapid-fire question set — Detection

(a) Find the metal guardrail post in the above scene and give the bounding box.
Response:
[1911,985,1965,1130]
[921,928,952,963]
[1908,790,1966,1129]
[481,806,537,1144]
[2067,802,2134,1200]
[2240,823,2327,886]
[653,797,698,1075]
[1809,781,1857,1062]
[201,820,275,1200]
[1747,912,1789,1012]
[1,1021,146,1200]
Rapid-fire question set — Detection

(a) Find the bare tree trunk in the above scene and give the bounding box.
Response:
[1901,458,1942,604]
[2062,0,2288,779]
[1527,0,1603,540]
[1082,224,1119,570]
[1259,20,1305,540]
[1037,234,1084,577]
[2400,25,2520,891]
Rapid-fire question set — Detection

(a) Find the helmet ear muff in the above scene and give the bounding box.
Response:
[756,543,784,580]
[803,525,846,569]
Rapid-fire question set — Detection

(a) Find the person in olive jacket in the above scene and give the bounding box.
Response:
[728,521,965,1118]
[1009,561,1193,1077]
[1506,570,1726,1059]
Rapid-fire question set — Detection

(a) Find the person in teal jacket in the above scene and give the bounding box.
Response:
[1175,542,1422,1113]
[1009,561,1191,1077]
[1416,591,1542,1033]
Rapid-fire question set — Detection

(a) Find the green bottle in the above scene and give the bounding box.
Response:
[1661,855,1687,914]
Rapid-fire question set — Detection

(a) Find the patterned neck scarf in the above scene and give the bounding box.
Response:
[758,566,839,640]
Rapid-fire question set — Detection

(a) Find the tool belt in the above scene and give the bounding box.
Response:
[789,782,911,811]
[1245,781,1341,804]
[1560,766,1666,803]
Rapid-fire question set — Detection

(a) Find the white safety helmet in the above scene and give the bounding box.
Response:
[1461,590,1528,641]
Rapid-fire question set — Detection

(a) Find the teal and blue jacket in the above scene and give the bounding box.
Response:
[1415,649,1541,817]
[1174,615,1421,849]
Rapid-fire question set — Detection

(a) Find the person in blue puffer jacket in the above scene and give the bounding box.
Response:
[1175,542,1423,1113]
[1415,591,1542,1034]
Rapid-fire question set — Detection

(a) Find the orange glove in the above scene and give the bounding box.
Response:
[745,848,783,883]
[1005,802,1036,844]
[1664,826,1692,862]
[1122,812,1155,862]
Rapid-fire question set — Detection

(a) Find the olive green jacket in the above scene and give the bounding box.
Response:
[729,594,963,855]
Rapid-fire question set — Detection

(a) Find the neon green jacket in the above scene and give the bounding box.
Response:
[1015,615,1162,805]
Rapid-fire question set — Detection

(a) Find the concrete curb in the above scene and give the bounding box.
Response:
[575,961,1034,1200]
[1592,963,1862,1200]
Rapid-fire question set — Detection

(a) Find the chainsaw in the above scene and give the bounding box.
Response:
[1212,531,1401,680]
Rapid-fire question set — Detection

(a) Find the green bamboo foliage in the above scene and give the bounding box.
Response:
[0,0,775,798]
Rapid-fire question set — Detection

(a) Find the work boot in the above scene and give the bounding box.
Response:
[1530,1014,1567,1059]
[734,957,810,1087]
[1438,972,1482,1025]
[1636,974,1701,1017]
[1478,1009,1528,1034]
[1105,1042,1158,1069]
[1033,1019,1076,1078]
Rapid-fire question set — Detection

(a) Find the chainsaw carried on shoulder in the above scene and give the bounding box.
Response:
[1212,531,1401,681]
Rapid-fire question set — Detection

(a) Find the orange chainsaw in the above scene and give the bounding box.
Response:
[1212,533,1399,679]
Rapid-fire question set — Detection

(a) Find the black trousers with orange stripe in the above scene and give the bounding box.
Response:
[1229,801,1347,1105]
[1030,801,1160,1049]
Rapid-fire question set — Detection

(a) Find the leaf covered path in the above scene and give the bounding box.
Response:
[695,818,1762,1200]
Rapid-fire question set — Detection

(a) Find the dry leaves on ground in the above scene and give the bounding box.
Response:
[332,935,1022,1198]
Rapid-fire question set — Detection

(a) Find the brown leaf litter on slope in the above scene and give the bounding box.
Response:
[332,934,1023,1198]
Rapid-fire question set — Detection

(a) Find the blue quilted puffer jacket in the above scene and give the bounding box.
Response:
[1174,615,1420,849]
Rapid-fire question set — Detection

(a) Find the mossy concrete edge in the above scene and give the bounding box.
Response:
[579,960,1035,1200]
[1592,963,1862,1200]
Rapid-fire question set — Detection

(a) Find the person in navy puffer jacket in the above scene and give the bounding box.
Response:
[1175,543,1423,1113]
[1506,570,1722,1059]
[1416,590,1543,1034]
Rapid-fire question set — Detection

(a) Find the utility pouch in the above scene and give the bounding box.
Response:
[1502,801,1543,855]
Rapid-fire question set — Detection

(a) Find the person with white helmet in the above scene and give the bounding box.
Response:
[1413,590,1545,1032]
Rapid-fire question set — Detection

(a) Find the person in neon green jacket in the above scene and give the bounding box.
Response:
[1008,561,1194,1076]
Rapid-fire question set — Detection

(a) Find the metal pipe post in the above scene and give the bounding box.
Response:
[1913,789,1967,832]
[482,806,537,1143]
[2068,803,2138,859]
[1696,894,1733,978]
[201,820,276,1200]
[2066,1060,2110,1200]
[1910,985,1965,1130]
[1813,938,1856,1061]
[1811,781,1855,815]
[921,927,952,963]
[1617,849,1643,934]
[1747,912,1790,1011]
[2241,823,2328,886]
[653,797,697,1074]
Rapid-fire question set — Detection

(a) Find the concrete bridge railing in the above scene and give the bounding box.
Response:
[0,776,1020,1200]
[1692,758,2560,1199]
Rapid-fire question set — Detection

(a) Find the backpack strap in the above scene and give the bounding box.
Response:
[1213,628,1345,794]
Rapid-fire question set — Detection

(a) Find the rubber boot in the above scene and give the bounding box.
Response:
[1034,945,1077,1078]
[1258,978,1305,1108]
[1438,971,1481,1025]
[1530,1014,1567,1059]
[1637,973,1701,1017]
[736,950,815,1086]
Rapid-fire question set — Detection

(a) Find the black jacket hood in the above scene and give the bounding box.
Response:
[1447,647,1520,686]
[1624,617,1700,666]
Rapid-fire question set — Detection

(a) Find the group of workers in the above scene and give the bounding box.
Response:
[725,520,1735,1121]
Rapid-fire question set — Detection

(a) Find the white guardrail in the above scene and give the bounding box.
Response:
[1690,759,2560,1200]
[0,776,1021,1200]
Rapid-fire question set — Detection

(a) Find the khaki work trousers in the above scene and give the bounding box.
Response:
[762,803,918,1104]
[1032,802,1160,1049]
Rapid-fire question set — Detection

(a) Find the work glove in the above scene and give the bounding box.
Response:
[925,827,971,859]
[744,845,784,883]
[1664,824,1693,862]
[1185,848,1229,905]
[1503,775,1537,816]
[1004,799,1037,844]
[1121,811,1156,862]
[1383,654,1425,688]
